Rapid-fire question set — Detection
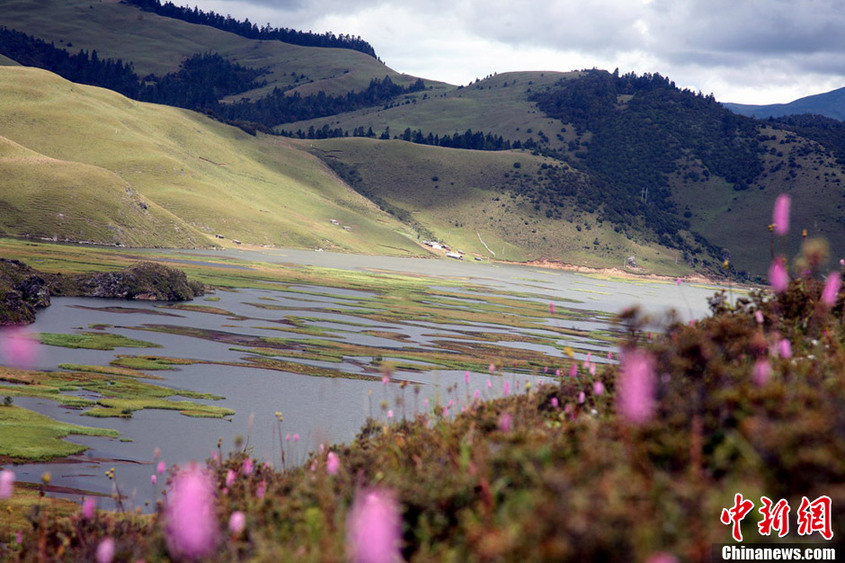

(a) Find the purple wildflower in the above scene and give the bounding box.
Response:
[164,464,219,560]
[616,349,656,425]
[346,488,402,563]
[772,194,791,236]
[821,272,841,307]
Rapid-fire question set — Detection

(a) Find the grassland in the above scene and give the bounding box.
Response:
[0,66,427,255]
[0,0,445,98]
[283,71,576,150]
[305,137,691,275]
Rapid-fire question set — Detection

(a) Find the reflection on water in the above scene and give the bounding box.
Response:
[3,249,725,511]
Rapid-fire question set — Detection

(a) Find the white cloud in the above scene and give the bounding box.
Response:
[186,0,845,104]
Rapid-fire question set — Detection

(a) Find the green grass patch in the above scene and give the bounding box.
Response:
[39,332,161,350]
[0,404,118,461]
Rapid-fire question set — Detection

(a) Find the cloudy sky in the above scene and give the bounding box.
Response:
[188,0,845,105]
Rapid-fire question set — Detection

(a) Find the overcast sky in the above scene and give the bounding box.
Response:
[188,0,845,105]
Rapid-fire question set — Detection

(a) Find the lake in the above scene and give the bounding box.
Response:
[4,248,727,511]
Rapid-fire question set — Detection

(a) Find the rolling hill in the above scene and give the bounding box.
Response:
[3,0,845,278]
[0,66,426,254]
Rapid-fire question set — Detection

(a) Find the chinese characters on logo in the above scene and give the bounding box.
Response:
[721,494,833,542]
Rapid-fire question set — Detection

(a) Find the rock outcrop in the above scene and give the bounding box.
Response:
[0,259,204,325]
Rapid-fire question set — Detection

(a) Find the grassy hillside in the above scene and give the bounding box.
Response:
[0,66,427,254]
[283,71,576,151]
[0,0,444,99]
[306,137,694,274]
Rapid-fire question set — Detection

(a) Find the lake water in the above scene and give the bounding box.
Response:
[4,249,727,511]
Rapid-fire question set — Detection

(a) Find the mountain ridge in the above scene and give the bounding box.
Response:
[724,86,845,121]
[3,1,845,278]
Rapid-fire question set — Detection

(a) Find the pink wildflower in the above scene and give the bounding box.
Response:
[503,381,510,397]
[593,381,604,395]
[96,537,115,563]
[164,464,219,560]
[464,370,470,385]
[772,194,791,235]
[293,433,299,443]
[242,458,253,476]
[570,363,578,377]
[549,302,555,315]
[256,480,266,499]
[753,358,771,386]
[498,412,513,433]
[228,511,246,536]
[754,310,764,324]
[346,488,402,563]
[550,397,559,409]
[589,363,596,376]
[0,328,39,370]
[81,496,96,520]
[779,338,792,359]
[229,510,246,537]
[578,391,586,404]
[1,469,15,499]
[769,257,789,293]
[616,349,656,425]
[473,389,480,399]
[225,469,236,487]
[156,461,166,475]
[327,451,341,476]
[821,272,841,307]
[387,409,393,419]
[151,475,157,486]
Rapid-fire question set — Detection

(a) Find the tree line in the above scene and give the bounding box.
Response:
[278,124,517,151]
[124,0,378,59]
[0,27,423,132]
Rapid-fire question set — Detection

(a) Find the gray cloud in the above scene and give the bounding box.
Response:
[187,0,845,104]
